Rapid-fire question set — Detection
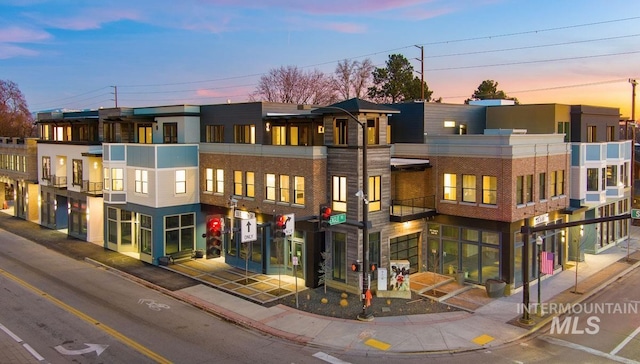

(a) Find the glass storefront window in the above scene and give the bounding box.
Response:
[332,232,346,282]
[481,246,500,282]
[461,243,479,281]
[442,225,459,239]
[482,231,500,245]
[462,228,479,242]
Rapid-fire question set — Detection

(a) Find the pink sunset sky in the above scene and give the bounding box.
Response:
[1,0,638,118]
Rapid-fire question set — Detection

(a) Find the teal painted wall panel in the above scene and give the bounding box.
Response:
[127,145,155,168]
[157,146,198,168]
[110,145,125,161]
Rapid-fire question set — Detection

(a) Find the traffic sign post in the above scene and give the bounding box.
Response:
[241,218,257,243]
[283,213,295,235]
[632,209,640,219]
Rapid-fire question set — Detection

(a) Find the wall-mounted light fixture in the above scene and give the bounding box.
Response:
[265,122,271,132]
[318,125,325,134]
[444,120,456,128]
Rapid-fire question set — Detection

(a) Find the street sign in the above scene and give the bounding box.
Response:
[241,218,257,243]
[283,213,295,235]
[329,213,347,225]
[632,209,640,219]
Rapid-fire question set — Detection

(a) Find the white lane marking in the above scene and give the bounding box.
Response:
[54,343,108,356]
[0,322,22,342]
[23,343,45,361]
[541,336,639,364]
[312,351,351,364]
[611,326,640,356]
[0,322,46,361]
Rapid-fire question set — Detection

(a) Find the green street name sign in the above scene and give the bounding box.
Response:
[632,209,640,219]
[329,213,347,225]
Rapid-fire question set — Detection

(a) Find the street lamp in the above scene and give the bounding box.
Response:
[519,219,533,325]
[536,235,543,316]
[317,105,373,321]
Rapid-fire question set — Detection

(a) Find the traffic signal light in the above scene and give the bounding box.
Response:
[274,214,286,238]
[206,216,224,258]
[351,261,361,272]
[319,205,331,228]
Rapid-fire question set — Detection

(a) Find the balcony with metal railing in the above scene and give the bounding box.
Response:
[51,175,67,188]
[390,196,437,222]
[82,180,103,195]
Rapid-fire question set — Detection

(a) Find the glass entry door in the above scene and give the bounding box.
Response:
[287,238,305,279]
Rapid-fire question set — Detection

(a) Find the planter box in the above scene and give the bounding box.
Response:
[485,279,506,298]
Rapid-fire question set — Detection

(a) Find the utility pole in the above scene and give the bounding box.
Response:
[414,45,424,101]
[111,85,118,108]
[631,79,637,124]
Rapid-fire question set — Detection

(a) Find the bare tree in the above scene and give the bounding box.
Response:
[334,59,354,100]
[333,58,374,101]
[352,58,374,99]
[0,80,35,137]
[251,65,337,105]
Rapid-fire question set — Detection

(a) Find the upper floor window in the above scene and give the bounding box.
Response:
[587,168,599,191]
[551,170,565,196]
[234,125,255,144]
[72,159,83,186]
[332,176,347,211]
[443,173,456,201]
[135,169,148,194]
[366,118,379,145]
[205,168,214,192]
[138,125,152,144]
[334,119,348,145]
[265,173,276,201]
[175,170,186,194]
[163,123,178,144]
[54,126,69,141]
[215,169,224,194]
[482,175,497,205]
[233,170,242,196]
[290,125,310,146]
[606,165,618,187]
[103,167,109,190]
[368,175,381,211]
[294,176,305,205]
[111,168,124,191]
[539,173,547,200]
[279,175,290,202]
[607,126,616,142]
[462,174,476,203]
[104,123,117,143]
[516,175,533,205]
[623,162,630,187]
[272,126,287,145]
[42,156,51,180]
[587,125,596,142]
[205,125,224,143]
[557,121,570,142]
[246,172,255,198]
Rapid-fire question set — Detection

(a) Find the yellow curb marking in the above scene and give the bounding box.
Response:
[472,334,495,346]
[364,338,391,351]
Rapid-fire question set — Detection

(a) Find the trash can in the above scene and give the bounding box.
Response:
[456,272,465,285]
[485,279,506,298]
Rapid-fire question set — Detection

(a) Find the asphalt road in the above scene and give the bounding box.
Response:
[0,228,328,363]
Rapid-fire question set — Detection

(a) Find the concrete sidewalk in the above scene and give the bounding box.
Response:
[0,210,639,359]
[96,226,640,354]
